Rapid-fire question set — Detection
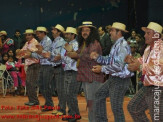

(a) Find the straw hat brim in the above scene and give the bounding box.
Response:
[0,33,7,36]
[108,26,128,33]
[64,32,77,35]
[78,25,96,29]
[23,32,35,34]
[141,27,162,34]
[35,30,48,33]
[51,27,65,33]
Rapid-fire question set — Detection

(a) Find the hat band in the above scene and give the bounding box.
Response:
[83,24,92,26]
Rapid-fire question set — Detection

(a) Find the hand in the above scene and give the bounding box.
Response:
[90,52,99,60]
[64,43,73,52]
[35,44,43,54]
[16,50,25,59]
[16,49,22,58]
[128,59,141,71]
[124,55,134,64]
[92,65,102,73]
[23,50,32,58]
[54,54,61,61]
[67,51,78,59]
[42,52,51,58]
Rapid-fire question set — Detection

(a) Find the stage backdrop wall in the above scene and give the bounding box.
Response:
[0,0,162,37]
[0,0,128,36]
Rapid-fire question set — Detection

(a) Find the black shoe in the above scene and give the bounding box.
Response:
[41,105,46,108]
[41,108,53,112]
[24,102,31,105]
[28,102,39,106]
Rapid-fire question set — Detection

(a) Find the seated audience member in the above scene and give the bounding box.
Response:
[6,56,22,95]
[0,31,14,54]
[135,34,146,56]
[127,29,137,44]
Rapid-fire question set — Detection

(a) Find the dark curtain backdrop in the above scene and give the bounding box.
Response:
[0,0,162,37]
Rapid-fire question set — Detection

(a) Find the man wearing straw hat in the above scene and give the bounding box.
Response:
[126,22,163,122]
[42,24,67,115]
[60,27,81,122]
[16,29,40,106]
[67,21,104,122]
[90,22,134,122]
[23,26,54,111]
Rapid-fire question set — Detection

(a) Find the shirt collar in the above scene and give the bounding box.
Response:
[43,35,47,40]
[68,39,76,44]
[100,33,105,38]
[54,36,60,42]
[41,35,47,43]
[114,36,124,45]
[27,38,35,44]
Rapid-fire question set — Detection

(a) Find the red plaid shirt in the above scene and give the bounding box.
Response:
[77,40,104,83]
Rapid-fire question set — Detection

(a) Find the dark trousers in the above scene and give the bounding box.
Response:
[95,76,130,122]
[53,66,66,113]
[64,70,80,116]
[26,63,40,103]
[128,86,163,122]
[38,65,54,107]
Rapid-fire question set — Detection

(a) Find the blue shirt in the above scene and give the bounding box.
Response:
[49,36,66,67]
[31,36,52,65]
[61,39,78,71]
[96,37,134,78]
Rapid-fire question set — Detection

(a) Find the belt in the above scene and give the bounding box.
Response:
[53,64,62,68]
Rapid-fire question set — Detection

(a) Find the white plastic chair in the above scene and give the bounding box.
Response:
[0,64,14,97]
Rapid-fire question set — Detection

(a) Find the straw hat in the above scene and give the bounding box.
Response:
[24,29,34,34]
[52,24,65,33]
[141,22,162,34]
[0,30,7,36]
[108,22,128,33]
[65,27,77,35]
[35,26,48,33]
[78,21,96,29]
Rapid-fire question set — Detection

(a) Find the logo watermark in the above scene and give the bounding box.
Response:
[152,32,162,121]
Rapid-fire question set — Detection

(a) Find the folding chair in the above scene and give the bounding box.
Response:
[0,64,14,97]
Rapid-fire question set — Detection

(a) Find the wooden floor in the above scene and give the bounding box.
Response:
[0,94,151,122]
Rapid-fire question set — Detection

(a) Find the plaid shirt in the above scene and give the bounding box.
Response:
[77,40,104,83]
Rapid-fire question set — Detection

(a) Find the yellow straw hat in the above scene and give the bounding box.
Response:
[24,29,34,34]
[108,22,128,33]
[65,27,77,35]
[0,30,7,36]
[141,22,162,34]
[78,21,96,29]
[35,26,48,33]
[52,24,65,33]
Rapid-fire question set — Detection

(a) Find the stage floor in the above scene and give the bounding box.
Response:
[0,95,151,122]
